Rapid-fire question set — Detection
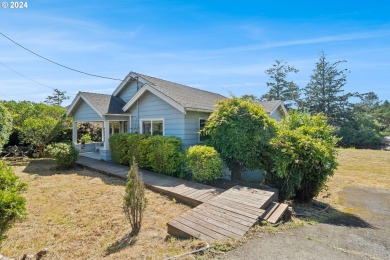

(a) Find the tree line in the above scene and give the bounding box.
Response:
[243,52,390,148]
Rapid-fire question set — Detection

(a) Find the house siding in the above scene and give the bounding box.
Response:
[126,91,186,140]
[117,80,138,103]
[184,111,211,147]
[72,99,102,121]
[269,108,283,121]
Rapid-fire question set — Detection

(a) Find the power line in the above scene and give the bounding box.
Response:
[0,61,55,90]
[0,32,123,81]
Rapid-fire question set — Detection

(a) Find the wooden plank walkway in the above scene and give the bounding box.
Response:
[77,156,223,206]
[167,185,277,241]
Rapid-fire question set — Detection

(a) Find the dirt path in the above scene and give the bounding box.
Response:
[222,187,390,260]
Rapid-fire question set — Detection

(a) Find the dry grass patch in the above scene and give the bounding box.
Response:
[1,159,205,259]
[318,148,390,209]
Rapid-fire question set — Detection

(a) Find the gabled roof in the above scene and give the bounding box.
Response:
[256,100,287,115]
[120,72,227,113]
[66,92,128,117]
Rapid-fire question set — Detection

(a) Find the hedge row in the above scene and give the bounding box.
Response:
[109,133,223,182]
[110,134,183,177]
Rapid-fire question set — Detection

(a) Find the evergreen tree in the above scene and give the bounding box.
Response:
[303,52,351,126]
[45,89,69,106]
[261,60,300,108]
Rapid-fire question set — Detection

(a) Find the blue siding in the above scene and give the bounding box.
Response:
[126,91,185,139]
[73,99,102,121]
[270,108,283,121]
[117,81,138,103]
[184,111,211,147]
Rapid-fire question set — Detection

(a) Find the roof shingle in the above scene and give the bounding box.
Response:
[134,72,226,112]
[81,92,126,115]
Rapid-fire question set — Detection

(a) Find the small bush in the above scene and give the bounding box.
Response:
[79,134,93,144]
[47,142,79,169]
[138,136,184,177]
[265,112,338,202]
[186,145,223,183]
[123,160,147,233]
[0,160,27,245]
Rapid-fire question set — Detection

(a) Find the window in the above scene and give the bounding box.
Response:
[141,119,163,135]
[199,118,210,142]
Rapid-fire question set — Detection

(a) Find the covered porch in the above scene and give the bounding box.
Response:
[72,117,131,161]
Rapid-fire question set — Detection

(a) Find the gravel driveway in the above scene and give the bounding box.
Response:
[222,187,390,260]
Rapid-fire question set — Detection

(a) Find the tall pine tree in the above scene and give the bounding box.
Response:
[304,52,351,126]
[261,60,300,109]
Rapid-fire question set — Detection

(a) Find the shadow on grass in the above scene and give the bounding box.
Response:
[294,200,375,229]
[18,158,125,187]
[105,231,139,256]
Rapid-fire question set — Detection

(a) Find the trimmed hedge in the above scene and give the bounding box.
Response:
[110,133,184,177]
[186,145,223,183]
[110,133,149,165]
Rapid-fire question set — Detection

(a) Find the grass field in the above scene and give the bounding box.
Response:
[318,148,390,211]
[1,159,205,259]
[1,148,389,259]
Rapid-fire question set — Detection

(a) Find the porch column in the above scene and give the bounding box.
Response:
[72,121,78,145]
[103,120,110,150]
[128,116,132,133]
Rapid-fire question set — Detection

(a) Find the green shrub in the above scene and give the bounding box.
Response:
[110,133,149,165]
[265,112,338,202]
[138,136,184,177]
[110,134,184,176]
[337,113,382,148]
[0,160,27,245]
[123,159,147,233]
[46,142,79,169]
[186,145,223,183]
[79,134,92,144]
[110,133,132,165]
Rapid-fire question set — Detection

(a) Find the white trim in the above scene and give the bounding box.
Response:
[186,108,213,113]
[66,92,103,119]
[102,113,131,116]
[122,84,186,114]
[268,102,288,117]
[112,72,150,97]
[139,118,165,136]
[198,117,208,143]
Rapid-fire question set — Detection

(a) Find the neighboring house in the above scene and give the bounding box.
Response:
[66,72,287,161]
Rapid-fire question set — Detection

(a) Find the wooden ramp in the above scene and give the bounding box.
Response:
[167,186,278,241]
[77,156,223,206]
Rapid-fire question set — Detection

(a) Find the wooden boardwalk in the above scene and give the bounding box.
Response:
[77,156,287,241]
[77,156,223,206]
[167,186,279,241]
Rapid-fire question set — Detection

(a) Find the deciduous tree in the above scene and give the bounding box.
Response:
[203,98,277,181]
[0,103,12,148]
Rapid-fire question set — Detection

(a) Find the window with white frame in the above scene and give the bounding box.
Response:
[199,118,210,142]
[141,119,163,135]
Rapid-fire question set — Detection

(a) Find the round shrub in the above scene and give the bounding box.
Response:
[47,142,79,169]
[186,145,223,183]
[0,160,27,245]
[265,112,338,202]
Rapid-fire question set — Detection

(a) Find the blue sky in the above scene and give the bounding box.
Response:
[1,0,389,106]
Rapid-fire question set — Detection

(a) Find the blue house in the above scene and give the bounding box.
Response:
[66,72,287,161]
